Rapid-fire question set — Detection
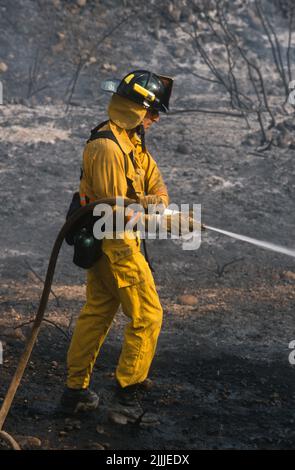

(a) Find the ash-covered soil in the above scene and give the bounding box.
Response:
[0,103,295,450]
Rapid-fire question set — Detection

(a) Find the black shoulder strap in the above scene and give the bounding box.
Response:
[87,122,135,173]
[87,121,125,156]
[88,120,109,137]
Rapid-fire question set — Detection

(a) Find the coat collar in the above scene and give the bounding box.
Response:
[109,120,136,156]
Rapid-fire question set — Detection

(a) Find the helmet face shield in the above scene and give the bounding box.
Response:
[157,75,173,112]
[101,70,173,113]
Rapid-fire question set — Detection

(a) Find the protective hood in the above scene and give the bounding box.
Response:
[108,94,147,130]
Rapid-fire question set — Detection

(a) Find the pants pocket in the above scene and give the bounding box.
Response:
[110,251,147,288]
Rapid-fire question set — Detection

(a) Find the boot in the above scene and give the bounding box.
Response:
[138,378,154,392]
[109,384,144,423]
[60,387,99,414]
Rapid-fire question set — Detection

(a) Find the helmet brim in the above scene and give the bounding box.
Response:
[101,79,121,93]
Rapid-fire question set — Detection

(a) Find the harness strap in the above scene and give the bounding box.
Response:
[87,129,125,156]
[85,122,154,272]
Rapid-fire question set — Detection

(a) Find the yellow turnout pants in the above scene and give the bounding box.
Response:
[67,249,163,389]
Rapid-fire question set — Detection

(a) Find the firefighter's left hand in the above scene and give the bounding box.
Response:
[137,195,165,210]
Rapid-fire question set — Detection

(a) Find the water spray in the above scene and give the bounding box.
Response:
[203,224,295,259]
[164,207,295,259]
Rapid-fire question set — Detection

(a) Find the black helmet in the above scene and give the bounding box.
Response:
[101,70,173,112]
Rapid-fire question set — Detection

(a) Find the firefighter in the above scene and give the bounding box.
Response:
[61,71,173,420]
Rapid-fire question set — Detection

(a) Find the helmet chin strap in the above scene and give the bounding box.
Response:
[138,123,146,152]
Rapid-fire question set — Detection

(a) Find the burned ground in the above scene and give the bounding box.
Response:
[1,0,295,451]
[0,104,295,450]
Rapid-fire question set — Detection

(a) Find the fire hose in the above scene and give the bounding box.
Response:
[0,197,136,450]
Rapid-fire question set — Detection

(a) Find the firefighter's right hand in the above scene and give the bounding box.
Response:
[161,213,203,236]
